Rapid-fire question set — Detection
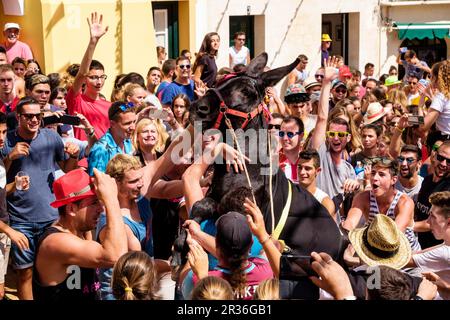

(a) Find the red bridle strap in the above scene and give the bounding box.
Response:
[212,101,264,130]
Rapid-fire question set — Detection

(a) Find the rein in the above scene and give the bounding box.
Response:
[208,81,275,228]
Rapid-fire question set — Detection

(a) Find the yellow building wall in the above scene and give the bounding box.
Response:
[0,0,45,70]
[1,0,157,99]
[178,0,196,57]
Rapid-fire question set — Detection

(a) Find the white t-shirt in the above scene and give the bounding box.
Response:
[0,160,5,188]
[430,92,450,134]
[229,46,249,68]
[413,244,450,300]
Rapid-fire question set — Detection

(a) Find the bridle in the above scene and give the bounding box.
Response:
[208,75,269,130]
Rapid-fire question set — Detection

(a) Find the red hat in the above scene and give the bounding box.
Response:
[339,66,352,81]
[50,169,96,208]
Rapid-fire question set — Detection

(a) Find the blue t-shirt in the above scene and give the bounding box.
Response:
[200,219,263,270]
[401,59,429,80]
[95,197,153,300]
[87,130,133,176]
[161,80,195,105]
[156,81,171,100]
[1,129,65,223]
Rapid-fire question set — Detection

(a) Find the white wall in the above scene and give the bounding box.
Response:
[194,0,449,89]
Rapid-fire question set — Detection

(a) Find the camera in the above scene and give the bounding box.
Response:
[407,115,424,126]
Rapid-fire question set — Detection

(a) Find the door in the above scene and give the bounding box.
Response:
[152,1,179,59]
[229,15,255,59]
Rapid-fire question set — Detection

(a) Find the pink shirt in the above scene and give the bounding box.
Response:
[193,257,273,300]
[4,40,33,63]
[66,88,111,141]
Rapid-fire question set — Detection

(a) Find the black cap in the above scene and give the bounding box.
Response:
[216,212,253,256]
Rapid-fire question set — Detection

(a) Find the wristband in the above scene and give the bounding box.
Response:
[395,126,405,133]
[411,295,423,300]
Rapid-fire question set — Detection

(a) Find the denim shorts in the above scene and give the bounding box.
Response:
[10,220,54,270]
[0,233,11,283]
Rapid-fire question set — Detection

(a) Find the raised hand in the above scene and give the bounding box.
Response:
[93,168,118,203]
[194,81,207,98]
[88,12,109,42]
[323,56,340,83]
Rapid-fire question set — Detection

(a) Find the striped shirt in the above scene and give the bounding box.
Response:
[367,190,421,251]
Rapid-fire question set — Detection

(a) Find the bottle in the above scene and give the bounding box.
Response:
[355,161,365,189]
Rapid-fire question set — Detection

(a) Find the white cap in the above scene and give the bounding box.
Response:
[4,23,20,31]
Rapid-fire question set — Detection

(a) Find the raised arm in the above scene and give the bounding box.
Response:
[394,195,415,233]
[389,114,408,159]
[72,12,109,94]
[341,191,367,231]
[48,169,127,268]
[309,57,339,150]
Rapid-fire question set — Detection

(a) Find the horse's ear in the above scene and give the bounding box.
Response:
[245,52,268,78]
[260,56,300,88]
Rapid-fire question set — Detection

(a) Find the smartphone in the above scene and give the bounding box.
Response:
[148,109,169,120]
[279,255,318,280]
[399,47,408,53]
[407,115,424,126]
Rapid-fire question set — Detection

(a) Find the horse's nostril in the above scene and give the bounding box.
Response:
[199,105,210,114]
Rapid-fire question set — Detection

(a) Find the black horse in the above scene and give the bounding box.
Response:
[177,53,345,298]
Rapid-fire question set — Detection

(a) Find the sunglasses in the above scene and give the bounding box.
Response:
[278,131,301,139]
[408,81,418,85]
[268,124,281,130]
[436,153,450,163]
[371,157,394,165]
[87,75,107,81]
[20,113,43,121]
[179,64,191,69]
[119,102,135,112]
[315,74,324,79]
[397,156,416,164]
[326,131,349,138]
[335,88,347,94]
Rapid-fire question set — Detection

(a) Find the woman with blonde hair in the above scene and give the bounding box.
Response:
[328,106,362,156]
[191,276,234,300]
[111,251,159,300]
[133,118,169,165]
[388,88,408,114]
[253,278,280,300]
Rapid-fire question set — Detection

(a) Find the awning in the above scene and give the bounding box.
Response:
[394,22,450,40]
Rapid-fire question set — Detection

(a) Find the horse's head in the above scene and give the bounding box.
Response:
[190,52,300,133]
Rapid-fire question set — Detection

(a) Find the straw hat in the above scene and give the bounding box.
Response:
[349,214,411,269]
[363,102,386,124]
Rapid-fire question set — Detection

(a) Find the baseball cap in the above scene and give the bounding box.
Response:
[4,23,20,31]
[215,212,253,256]
[284,83,310,104]
[332,80,347,90]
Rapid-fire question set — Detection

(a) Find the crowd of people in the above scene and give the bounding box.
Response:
[0,12,448,302]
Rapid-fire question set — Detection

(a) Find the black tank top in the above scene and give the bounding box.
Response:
[33,227,99,301]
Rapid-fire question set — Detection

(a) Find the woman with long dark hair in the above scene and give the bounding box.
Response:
[192,32,220,88]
